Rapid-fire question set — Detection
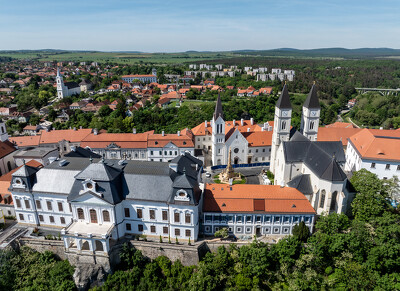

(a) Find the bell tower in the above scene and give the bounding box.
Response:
[56,67,65,99]
[211,93,225,166]
[270,84,292,174]
[301,83,320,141]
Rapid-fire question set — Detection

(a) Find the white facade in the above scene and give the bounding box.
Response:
[345,141,400,180]
[270,106,292,173]
[300,107,320,141]
[211,116,226,166]
[203,212,314,236]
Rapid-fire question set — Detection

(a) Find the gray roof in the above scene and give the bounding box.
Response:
[276,84,292,109]
[303,84,320,109]
[21,153,203,206]
[64,147,102,158]
[14,147,56,158]
[12,165,39,177]
[75,162,122,181]
[213,93,224,120]
[287,174,313,195]
[283,134,346,182]
[64,82,80,89]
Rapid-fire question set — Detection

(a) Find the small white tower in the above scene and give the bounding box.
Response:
[152,68,157,77]
[56,67,65,99]
[270,84,292,174]
[300,83,320,141]
[211,93,225,166]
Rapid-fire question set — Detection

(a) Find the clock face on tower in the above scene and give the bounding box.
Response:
[311,111,317,116]
[282,111,288,116]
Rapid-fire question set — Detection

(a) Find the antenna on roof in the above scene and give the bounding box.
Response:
[89,156,93,164]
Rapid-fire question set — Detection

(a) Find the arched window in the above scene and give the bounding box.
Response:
[319,190,326,208]
[103,210,110,222]
[77,208,84,220]
[7,161,11,172]
[1,126,4,134]
[90,209,97,223]
[281,121,286,130]
[330,191,338,211]
[310,121,314,130]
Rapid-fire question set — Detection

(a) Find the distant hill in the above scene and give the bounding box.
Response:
[232,48,400,59]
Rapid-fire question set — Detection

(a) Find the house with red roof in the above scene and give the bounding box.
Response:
[202,184,315,237]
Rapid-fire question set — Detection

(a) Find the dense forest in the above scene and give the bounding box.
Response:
[0,246,75,290]
[350,92,400,128]
[93,169,400,290]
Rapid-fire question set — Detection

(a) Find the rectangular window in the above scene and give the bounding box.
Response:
[162,210,168,221]
[35,200,41,209]
[237,215,242,223]
[124,208,130,218]
[47,201,52,211]
[164,151,167,155]
[246,216,252,223]
[175,151,177,155]
[159,151,162,155]
[126,223,132,231]
[175,228,180,236]
[150,225,156,233]
[150,151,153,155]
[256,216,261,222]
[138,224,143,231]
[58,202,63,212]
[16,199,21,208]
[397,165,400,171]
[24,200,30,209]
[60,217,65,224]
[174,212,180,223]
[149,209,155,219]
[137,208,142,218]
[185,213,191,224]
[386,164,390,170]
[19,213,24,221]
[371,163,376,168]
[49,216,55,223]
[169,151,172,155]
[69,203,72,212]
[163,227,168,234]
[39,215,44,222]
[185,230,191,237]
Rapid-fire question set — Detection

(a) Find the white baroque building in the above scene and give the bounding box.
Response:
[10,153,204,253]
[56,68,81,99]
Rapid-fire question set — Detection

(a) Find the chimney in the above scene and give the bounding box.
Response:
[93,128,98,135]
[177,131,180,136]
[73,127,76,131]
[233,119,236,126]
[229,178,233,186]
[250,118,254,125]
[79,126,82,129]
[261,127,264,132]
[264,122,268,130]
[241,118,244,126]
[204,120,207,128]
[162,131,165,136]
[247,128,250,132]
[132,128,136,134]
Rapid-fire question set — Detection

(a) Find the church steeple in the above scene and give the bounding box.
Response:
[303,83,320,109]
[276,83,292,109]
[213,92,224,120]
[301,83,321,141]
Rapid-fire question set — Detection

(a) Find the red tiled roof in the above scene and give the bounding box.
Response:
[0,140,16,159]
[325,122,356,128]
[348,128,400,161]
[39,129,92,144]
[147,134,194,148]
[203,184,315,214]
[318,127,361,146]
[81,132,149,149]
[9,135,41,147]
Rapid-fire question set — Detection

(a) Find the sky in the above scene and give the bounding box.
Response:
[0,0,399,52]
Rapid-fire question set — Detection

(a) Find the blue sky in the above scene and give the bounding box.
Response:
[0,0,399,51]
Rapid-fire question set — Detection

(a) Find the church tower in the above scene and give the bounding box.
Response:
[211,93,225,166]
[270,84,292,174]
[56,67,65,99]
[0,121,8,142]
[300,83,320,141]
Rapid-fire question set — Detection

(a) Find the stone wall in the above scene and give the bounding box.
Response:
[127,240,204,266]
[18,238,67,260]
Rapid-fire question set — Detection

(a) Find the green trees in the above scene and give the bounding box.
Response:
[0,247,75,290]
[292,221,310,242]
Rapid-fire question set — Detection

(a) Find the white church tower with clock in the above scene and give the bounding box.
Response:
[270,84,292,173]
[211,93,226,166]
[300,83,321,141]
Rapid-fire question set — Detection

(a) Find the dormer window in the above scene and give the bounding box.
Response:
[175,189,190,201]
[12,178,25,188]
[80,179,101,197]
[86,182,93,189]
